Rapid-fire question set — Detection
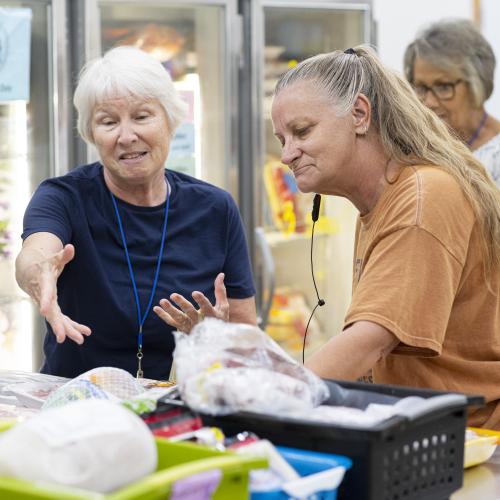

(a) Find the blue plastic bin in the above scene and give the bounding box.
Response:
[251,447,352,500]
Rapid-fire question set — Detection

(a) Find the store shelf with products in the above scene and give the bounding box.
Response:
[261,7,366,120]
[264,227,331,248]
[256,3,369,359]
[260,145,354,359]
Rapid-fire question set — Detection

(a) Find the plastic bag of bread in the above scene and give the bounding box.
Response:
[0,399,157,492]
[173,318,329,415]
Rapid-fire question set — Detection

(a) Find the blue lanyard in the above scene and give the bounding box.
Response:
[110,184,170,377]
[467,111,488,146]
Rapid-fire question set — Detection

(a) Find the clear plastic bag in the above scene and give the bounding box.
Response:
[43,367,145,410]
[173,318,329,415]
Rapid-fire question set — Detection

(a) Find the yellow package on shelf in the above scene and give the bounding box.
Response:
[464,427,499,469]
[263,159,310,234]
[266,288,325,359]
[0,433,267,500]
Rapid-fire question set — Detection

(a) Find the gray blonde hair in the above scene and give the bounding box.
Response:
[74,46,188,144]
[403,18,495,107]
[275,45,500,274]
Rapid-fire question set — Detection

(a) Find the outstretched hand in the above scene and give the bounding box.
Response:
[154,272,229,333]
[30,244,91,344]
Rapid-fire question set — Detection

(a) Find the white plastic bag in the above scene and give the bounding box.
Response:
[173,318,329,415]
[0,399,157,492]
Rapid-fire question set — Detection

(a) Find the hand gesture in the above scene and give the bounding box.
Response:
[28,244,92,344]
[153,272,229,334]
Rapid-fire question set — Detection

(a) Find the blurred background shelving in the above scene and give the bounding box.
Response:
[0,0,498,368]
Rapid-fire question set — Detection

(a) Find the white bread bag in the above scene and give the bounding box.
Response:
[0,399,157,492]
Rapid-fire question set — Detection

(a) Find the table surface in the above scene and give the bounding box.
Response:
[0,369,499,498]
[451,447,500,499]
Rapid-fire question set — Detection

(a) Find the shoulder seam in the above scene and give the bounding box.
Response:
[414,169,423,225]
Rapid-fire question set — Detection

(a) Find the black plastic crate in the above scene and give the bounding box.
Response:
[162,380,483,500]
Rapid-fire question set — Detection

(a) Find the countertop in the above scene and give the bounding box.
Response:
[452,447,500,499]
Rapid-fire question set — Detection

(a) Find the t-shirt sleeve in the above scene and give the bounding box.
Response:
[22,181,72,244]
[222,195,256,299]
[344,225,464,356]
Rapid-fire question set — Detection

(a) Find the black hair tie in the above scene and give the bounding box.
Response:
[344,48,357,55]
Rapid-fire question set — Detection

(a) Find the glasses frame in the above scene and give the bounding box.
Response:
[413,79,463,102]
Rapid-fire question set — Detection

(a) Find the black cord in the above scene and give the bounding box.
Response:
[303,302,321,364]
[302,219,325,364]
[310,220,324,306]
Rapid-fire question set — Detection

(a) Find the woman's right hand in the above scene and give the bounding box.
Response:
[16,236,92,345]
[38,245,92,344]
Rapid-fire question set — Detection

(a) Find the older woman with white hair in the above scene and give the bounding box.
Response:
[15,46,256,380]
[404,18,500,186]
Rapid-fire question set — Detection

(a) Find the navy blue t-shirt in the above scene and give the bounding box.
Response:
[22,163,255,379]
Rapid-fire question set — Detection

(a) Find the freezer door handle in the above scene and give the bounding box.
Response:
[255,227,275,330]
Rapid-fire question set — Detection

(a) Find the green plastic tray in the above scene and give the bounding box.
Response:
[0,423,267,500]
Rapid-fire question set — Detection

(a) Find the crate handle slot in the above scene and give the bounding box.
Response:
[396,394,468,421]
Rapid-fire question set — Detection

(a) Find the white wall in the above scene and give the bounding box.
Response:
[482,0,500,114]
[373,0,500,115]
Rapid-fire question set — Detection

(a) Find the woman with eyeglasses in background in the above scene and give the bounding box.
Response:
[404,18,500,186]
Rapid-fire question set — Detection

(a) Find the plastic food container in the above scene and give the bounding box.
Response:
[464,427,499,468]
[0,435,266,500]
[252,446,351,500]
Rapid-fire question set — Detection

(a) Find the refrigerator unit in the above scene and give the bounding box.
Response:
[0,0,71,371]
[74,0,241,200]
[242,0,373,360]
[0,0,374,371]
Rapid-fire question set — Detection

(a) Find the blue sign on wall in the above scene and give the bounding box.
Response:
[0,8,32,102]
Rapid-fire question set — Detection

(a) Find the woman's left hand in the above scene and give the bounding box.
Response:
[153,272,229,334]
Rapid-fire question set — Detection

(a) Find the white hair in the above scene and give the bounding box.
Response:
[73,46,188,144]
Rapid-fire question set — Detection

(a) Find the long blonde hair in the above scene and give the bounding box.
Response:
[275,45,500,276]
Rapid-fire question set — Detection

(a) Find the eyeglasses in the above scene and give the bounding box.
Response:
[413,79,463,101]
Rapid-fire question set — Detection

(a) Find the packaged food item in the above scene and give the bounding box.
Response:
[140,401,203,439]
[5,380,65,409]
[266,288,322,358]
[0,399,157,493]
[0,403,38,421]
[464,427,499,468]
[173,318,329,416]
[43,367,145,409]
[263,159,309,233]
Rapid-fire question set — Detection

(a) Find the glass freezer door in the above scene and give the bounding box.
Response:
[84,0,239,198]
[0,0,69,371]
[254,1,371,360]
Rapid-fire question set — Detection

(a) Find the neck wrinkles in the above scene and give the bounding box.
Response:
[104,169,168,207]
[346,147,394,215]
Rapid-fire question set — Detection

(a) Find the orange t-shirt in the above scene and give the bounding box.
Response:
[344,165,500,429]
